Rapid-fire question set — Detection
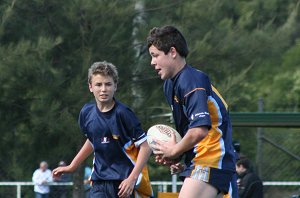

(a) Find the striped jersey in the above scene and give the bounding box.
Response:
[164,65,236,177]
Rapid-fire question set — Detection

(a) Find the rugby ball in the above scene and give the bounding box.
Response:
[147,124,182,151]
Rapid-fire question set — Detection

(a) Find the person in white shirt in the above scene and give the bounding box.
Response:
[32,161,53,198]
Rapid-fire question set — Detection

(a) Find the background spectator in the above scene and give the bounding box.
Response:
[53,161,72,198]
[232,140,241,160]
[236,157,263,198]
[32,161,52,198]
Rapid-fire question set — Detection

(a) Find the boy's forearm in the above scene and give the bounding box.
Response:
[69,139,94,172]
[173,127,208,158]
[128,141,152,180]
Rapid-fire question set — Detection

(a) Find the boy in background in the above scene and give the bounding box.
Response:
[53,61,153,198]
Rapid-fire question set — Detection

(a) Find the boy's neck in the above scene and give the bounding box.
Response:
[97,99,115,112]
[172,58,186,78]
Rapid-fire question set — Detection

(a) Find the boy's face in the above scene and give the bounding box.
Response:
[89,74,117,104]
[236,164,246,175]
[149,45,177,80]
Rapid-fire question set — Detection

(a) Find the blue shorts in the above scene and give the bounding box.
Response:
[89,180,135,198]
[190,165,237,196]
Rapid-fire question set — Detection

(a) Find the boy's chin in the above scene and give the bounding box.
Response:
[161,76,171,80]
[98,98,113,103]
[160,74,168,80]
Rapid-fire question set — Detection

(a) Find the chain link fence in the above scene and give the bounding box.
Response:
[233,127,300,198]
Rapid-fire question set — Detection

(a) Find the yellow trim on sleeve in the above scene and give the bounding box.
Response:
[211,85,228,110]
[184,88,206,98]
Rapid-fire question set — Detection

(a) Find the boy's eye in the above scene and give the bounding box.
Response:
[150,53,158,57]
[94,83,113,87]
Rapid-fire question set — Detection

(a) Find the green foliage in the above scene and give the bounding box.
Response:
[133,0,300,115]
[265,39,300,111]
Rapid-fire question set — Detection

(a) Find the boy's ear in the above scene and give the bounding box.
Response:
[89,83,93,92]
[169,47,177,58]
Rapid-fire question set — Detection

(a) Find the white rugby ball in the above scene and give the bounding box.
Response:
[147,124,182,151]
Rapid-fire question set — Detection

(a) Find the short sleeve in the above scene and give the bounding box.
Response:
[119,108,146,147]
[180,71,212,129]
[78,104,90,137]
[184,89,211,129]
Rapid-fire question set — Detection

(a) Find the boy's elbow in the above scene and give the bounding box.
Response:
[140,141,151,150]
[139,141,152,155]
[191,127,208,141]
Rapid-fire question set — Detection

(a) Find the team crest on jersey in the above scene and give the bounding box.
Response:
[101,137,110,144]
[173,96,179,103]
[112,135,119,140]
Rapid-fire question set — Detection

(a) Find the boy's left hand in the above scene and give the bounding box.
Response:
[118,177,136,198]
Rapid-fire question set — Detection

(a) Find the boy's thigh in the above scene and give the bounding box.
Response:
[186,166,235,197]
[89,180,121,198]
[179,178,219,198]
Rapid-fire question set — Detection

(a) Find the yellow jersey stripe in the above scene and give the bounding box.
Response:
[211,85,228,110]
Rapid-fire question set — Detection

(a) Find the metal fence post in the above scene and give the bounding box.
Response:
[256,97,264,178]
[172,174,177,192]
[17,184,21,198]
[163,182,167,192]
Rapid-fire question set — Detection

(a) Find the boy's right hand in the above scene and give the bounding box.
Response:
[155,154,182,166]
[155,155,175,166]
[52,166,70,179]
[155,155,184,174]
[170,163,184,175]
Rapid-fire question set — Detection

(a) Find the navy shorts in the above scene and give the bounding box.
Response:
[190,165,236,195]
[89,180,135,198]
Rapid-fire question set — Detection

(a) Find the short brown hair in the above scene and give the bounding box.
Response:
[236,157,252,170]
[147,25,189,57]
[88,61,119,84]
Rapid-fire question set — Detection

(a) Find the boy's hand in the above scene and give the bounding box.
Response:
[118,177,136,198]
[52,166,71,180]
[155,155,175,166]
[152,132,178,159]
[170,163,185,175]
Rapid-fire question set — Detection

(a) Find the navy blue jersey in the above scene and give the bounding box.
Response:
[164,65,236,174]
[78,100,147,181]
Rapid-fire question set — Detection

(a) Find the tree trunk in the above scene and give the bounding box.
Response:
[72,162,84,198]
